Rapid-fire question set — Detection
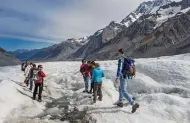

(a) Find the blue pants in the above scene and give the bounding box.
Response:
[119,76,134,105]
[83,76,91,91]
[29,78,34,90]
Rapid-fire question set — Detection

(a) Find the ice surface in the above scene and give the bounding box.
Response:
[0,54,190,123]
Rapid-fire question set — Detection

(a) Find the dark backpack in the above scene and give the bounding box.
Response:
[122,57,136,78]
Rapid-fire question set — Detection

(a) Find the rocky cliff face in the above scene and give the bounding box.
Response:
[182,0,190,9]
[102,21,125,44]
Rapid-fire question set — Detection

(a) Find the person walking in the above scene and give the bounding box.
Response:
[115,48,139,113]
[92,63,104,103]
[89,61,96,94]
[80,59,91,93]
[29,64,38,91]
[33,65,46,102]
[24,62,32,86]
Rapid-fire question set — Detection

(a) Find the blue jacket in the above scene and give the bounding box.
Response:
[92,67,104,83]
[116,57,124,78]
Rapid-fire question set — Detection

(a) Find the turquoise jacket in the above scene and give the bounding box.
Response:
[92,67,104,83]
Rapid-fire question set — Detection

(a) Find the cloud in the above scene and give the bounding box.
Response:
[0,0,181,43]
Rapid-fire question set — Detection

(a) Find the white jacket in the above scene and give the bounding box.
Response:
[25,65,32,78]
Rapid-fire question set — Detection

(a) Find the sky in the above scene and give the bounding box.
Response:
[0,0,181,51]
[0,37,53,51]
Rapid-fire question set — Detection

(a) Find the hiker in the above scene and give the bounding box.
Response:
[33,65,46,102]
[80,59,91,93]
[24,62,32,86]
[21,60,28,72]
[89,61,96,94]
[92,63,104,103]
[29,64,38,91]
[115,48,139,113]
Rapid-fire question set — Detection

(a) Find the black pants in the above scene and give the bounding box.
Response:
[90,82,94,93]
[93,82,102,103]
[33,83,43,100]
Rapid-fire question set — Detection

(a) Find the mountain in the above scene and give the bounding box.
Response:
[84,1,190,59]
[121,0,172,27]
[182,0,190,9]
[0,47,20,66]
[30,38,87,61]
[10,37,88,61]
[70,0,176,60]
[9,49,41,61]
[10,0,190,61]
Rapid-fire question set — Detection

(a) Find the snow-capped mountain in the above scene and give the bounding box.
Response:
[9,49,41,61]
[0,47,20,66]
[121,0,172,27]
[70,0,187,60]
[10,0,190,61]
[85,1,190,59]
[30,38,85,61]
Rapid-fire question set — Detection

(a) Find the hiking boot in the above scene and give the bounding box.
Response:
[117,102,123,107]
[89,91,92,94]
[98,97,102,101]
[83,90,87,93]
[132,97,136,100]
[131,103,140,113]
[38,99,42,102]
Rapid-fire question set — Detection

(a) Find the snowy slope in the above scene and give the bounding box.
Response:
[0,54,190,123]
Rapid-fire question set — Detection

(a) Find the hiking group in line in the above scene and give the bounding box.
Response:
[21,48,139,113]
[80,48,139,113]
[21,61,46,102]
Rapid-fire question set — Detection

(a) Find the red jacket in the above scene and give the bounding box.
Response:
[36,71,46,84]
[80,64,91,77]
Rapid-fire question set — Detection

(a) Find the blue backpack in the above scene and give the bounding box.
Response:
[122,57,136,78]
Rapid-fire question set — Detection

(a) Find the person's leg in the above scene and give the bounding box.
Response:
[38,84,43,101]
[120,77,134,105]
[86,76,91,92]
[119,81,124,102]
[90,82,93,93]
[92,82,94,93]
[93,83,98,103]
[29,78,33,90]
[84,77,88,91]
[33,83,38,100]
[98,82,102,101]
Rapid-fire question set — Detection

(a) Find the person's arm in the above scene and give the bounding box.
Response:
[80,65,82,73]
[24,66,29,75]
[91,69,95,82]
[102,70,104,78]
[29,68,32,78]
[40,71,46,77]
[116,59,122,78]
